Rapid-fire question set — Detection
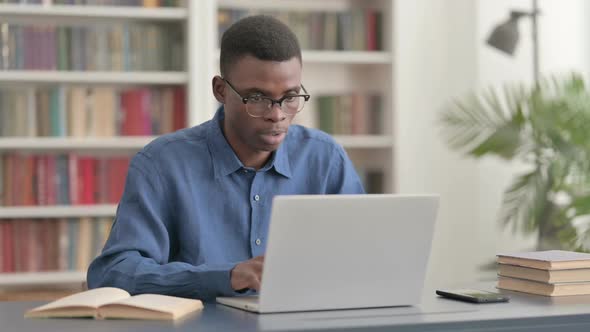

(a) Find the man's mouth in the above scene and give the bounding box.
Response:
[260,129,287,145]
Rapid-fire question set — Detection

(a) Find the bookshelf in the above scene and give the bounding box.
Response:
[0,1,189,287]
[213,0,396,191]
[0,0,397,286]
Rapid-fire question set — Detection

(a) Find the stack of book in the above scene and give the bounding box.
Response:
[496,250,590,296]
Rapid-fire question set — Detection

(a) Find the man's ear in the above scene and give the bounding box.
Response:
[212,75,226,104]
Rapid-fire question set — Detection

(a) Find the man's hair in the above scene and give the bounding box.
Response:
[220,15,302,78]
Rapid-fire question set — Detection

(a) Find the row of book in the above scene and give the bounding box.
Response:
[0,218,111,273]
[497,250,590,296]
[1,154,130,206]
[218,9,383,51]
[0,86,186,137]
[0,0,183,5]
[316,94,382,135]
[0,23,184,71]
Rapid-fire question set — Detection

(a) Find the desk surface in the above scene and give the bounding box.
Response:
[4,284,590,332]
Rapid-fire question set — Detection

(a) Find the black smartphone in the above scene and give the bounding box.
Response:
[435,289,510,303]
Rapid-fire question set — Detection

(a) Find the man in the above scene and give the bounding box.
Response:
[87,15,364,300]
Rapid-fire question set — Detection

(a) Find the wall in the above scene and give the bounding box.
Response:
[395,0,481,288]
[397,0,590,289]
[475,0,590,274]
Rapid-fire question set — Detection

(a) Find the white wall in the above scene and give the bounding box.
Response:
[475,0,590,269]
[397,0,590,289]
[395,0,482,288]
[475,0,538,280]
[538,0,590,75]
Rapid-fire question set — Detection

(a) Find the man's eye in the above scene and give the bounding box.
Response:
[284,95,296,102]
[248,95,263,102]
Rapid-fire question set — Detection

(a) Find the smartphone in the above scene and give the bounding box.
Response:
[435,289,510,303]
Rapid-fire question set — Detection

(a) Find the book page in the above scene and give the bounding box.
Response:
[498,250,590,262]
[27,287,130,314]
[99,294,203,320]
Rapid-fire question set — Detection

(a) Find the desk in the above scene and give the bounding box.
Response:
[3,284,590,332]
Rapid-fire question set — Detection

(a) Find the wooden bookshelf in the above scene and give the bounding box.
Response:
[0,0,397,287]
[0,2,186,287]
[213,0,396,191]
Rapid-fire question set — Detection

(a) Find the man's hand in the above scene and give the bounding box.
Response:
[230,256,264,292]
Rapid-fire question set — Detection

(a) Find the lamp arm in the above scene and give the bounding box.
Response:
[531,0,540,85]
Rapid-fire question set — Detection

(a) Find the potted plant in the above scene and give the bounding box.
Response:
[440,73,590,251]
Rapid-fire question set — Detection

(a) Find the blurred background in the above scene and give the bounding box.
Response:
[0,0,589,300]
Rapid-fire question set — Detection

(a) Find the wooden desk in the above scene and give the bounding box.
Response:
[3,285,590,332]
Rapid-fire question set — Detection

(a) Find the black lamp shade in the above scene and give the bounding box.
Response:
[486,18,520,55]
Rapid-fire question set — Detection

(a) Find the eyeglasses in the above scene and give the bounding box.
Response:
[222,78,311,118]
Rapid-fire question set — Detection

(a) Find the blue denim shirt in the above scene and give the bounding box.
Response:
[87,107,365,300]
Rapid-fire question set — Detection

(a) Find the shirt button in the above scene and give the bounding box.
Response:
[255,239,262,245]
[254,194,260,201]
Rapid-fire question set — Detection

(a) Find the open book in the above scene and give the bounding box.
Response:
[25,287,203,320]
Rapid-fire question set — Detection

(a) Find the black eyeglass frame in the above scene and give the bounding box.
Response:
[222,77,311,117]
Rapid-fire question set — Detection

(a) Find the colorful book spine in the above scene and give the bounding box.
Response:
[0,86,186,137]
[315,94,383,135]
[217,8,383,51]
[0,23,184,71]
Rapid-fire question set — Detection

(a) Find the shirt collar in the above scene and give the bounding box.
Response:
[207,106,292,179]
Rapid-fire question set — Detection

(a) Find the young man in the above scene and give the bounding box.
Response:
[87,15,364,300]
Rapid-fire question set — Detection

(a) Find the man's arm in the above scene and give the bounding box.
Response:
[87,152,239,300]
[325,145,366,194]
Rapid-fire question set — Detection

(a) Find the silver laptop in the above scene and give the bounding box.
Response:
[216,194,439,313]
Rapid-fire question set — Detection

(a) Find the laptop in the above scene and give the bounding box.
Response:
[216,194,439,313]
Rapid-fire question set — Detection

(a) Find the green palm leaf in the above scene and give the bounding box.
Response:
[440,73,590,251]
[440,83,527,160]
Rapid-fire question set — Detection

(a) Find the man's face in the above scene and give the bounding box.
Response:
[214,55,303,155]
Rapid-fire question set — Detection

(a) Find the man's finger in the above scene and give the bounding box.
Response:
[251,277,261,291]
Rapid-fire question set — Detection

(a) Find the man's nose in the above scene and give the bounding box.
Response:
[265,102,286,122]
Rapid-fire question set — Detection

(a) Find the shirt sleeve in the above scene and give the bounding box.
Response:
[325,145,366,194]
[86,152,241,301]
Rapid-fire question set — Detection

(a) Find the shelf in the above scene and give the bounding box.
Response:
[0,4,187,22]
[0,271,85,287]
[218,0,351,12]
[0,71,188,85]
[214,50,392,65]
[0,137,156,151]
[0,136,393,150]
[334,135,394,149]
[0,205,117,219]
[303,51,392,64]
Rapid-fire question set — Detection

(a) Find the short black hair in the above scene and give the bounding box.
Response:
[220,15,302,79]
